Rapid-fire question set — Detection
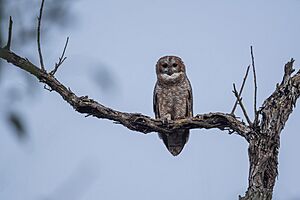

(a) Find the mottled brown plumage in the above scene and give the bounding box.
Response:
[153,56,193,156]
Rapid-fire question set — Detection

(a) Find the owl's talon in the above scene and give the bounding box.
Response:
[161,113,172,127]
[162,118,170,126]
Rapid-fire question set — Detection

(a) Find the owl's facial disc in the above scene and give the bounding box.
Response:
[160,63,181,80]
[161,62,180,76]
[156,56,186,83]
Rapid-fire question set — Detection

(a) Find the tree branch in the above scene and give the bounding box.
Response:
[231,65,250,114]
[0,47,252,140]
[50,36,69,75]
[260,58,300,136]
[4,16,13,50]
[233,83,253,126]
[250,46,258,125]
[37,0,45,71]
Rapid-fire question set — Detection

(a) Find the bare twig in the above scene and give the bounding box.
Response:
[50,37,69,75]
[4,16,13,50]
[250,46,258,124]
[231,65,250,114]
[233,83,252,126]
[37,0,45,71]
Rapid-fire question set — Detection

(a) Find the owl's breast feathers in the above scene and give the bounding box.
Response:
[153,77,193,156]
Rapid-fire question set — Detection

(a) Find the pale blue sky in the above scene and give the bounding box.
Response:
[1,0,300,199]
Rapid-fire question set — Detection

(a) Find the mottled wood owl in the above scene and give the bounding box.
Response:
[153,56,193,156]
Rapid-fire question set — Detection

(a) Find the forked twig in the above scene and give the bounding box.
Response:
[231,65,250,114]
[4,16,13,50]
[37,0,45,71]
[250,46,258,124]
[50,37,69,75]
[233,83,252,126]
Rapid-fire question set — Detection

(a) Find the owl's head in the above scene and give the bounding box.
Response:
[156,56,186,84]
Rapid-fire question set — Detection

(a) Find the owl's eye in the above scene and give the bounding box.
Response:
[162,63,168,68]
[172,63,178,67]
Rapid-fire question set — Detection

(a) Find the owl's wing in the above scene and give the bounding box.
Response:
[153,82,160,119]
[186,79,193,117]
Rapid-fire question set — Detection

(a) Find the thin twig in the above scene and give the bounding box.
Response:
[231,65,250,114]
[250,46,258,124]
[37,0,45,71]
[50,37,69,75]
[233,83,252,126]
[4,16,13,50]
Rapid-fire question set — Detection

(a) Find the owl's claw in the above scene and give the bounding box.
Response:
[162,118,170,126]
[161,114,174,128]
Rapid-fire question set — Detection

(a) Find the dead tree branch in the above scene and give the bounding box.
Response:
[4,16,13,50]
[231,65,250,114]
[37,0,45,71]
[251,46,259,125]
[50,37,69,75]
[0,47,252,139]
[233,83,252,126]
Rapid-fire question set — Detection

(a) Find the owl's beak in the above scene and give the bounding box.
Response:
[166,70,173,76]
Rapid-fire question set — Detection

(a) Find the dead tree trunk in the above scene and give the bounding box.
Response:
[239,59,299,200]
[0,1,300,199]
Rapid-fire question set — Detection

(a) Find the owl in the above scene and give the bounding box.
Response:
[153,56,193,156]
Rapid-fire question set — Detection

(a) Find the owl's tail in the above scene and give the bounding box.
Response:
[159,129,189,156]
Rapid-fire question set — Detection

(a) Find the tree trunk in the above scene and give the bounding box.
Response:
[240,136,279,200]
[240,59,300,199]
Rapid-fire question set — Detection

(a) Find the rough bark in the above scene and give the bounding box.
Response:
[239,59,300,200]
[1,13,300,199]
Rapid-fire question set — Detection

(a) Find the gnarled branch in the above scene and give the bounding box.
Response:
[0,47,251,140]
